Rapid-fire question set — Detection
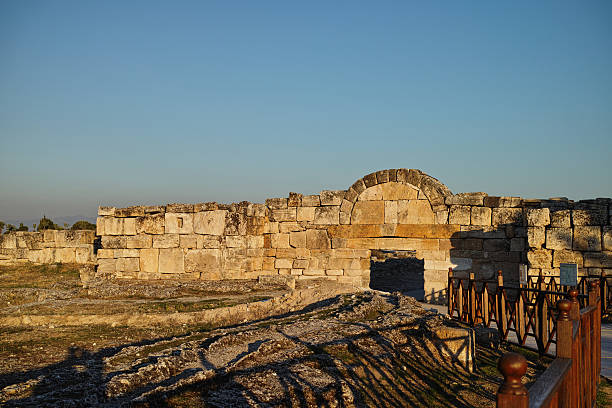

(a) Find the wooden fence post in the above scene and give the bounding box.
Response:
[448,268,453,317]
[496,270,507,337]
[496,352,528,408]
[469,272,476,325]
[568,288,580,321]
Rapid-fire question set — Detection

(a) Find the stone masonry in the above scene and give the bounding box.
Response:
[0,230,96,265]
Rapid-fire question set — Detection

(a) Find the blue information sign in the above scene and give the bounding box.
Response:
[560,263,578,286]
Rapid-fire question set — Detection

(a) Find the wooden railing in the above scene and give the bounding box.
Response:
[496,281,601,408]
[447,270,589,354]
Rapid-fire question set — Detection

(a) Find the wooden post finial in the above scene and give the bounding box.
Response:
[557,299,571,321]
[497,352,528,395]
[589,280,599,290]
[568,289,580,320]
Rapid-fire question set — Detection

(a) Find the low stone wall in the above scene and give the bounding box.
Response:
[0,230,96,265]
[68,168,612,302]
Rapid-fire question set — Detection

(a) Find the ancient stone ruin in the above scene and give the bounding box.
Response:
[1,169,611,303]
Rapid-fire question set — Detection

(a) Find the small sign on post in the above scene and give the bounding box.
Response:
[519,264,528,285]
[560,263,578,287]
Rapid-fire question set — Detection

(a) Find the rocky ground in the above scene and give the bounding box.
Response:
[0,264,574,407]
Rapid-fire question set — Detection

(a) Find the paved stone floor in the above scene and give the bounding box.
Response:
[420,303,612,380]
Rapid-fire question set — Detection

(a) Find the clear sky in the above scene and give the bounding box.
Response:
[1,1,611,223]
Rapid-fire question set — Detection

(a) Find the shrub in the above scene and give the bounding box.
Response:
[71,220,96,230]
[37,216,60,231]
[17,223,28,231]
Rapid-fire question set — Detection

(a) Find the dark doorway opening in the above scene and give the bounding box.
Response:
[369,250,425,300]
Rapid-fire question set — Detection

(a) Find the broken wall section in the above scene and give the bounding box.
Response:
[0,230,96,265]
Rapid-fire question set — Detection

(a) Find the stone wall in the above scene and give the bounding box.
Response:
[0,230,96,265]
[93,168,611,302]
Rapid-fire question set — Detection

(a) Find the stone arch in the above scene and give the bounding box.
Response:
[341,169,452,225]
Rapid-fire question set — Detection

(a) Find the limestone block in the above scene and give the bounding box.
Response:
[291,269,303,276]
[302,195,320,207]
[449,206,471,225]
[526,208,550,227]
[397,200,434,224]
[247,248,264,257]
[115,206,145,217]
[96,217,106,235]
[55,248,76,263]
[262,257,275,270]
[445,192,487,206]
[340,212,351,225]
[116,257,140,272]
[527,249,552,268]
[179,234,198,249]
[263,221,279,234]
[527,227,546,248]
[101,236,126,249]
[75,247,93,264]
[194,210,227,235]
[380,182,419,201]
[159,248,185,274]
[483,239,510,252]
[97,258,116,274]
[43,230,56,243]
[136,214,165,235]
[340,199,353,214]
[303,269,325,276]
[97,249,114,258]
[184,249,221,276]
[288,192,303,207]
[144,205,166,214]
[306,229,331,249]
[275,258,293,269]
[105,218,123,235]
[140,249,159,273]
[246,256,263,271]
[164,213,193,234]
[247,236,264,248]
[279,222,302,233]
[510,238,525,252]
[320,190,345,205]
[484,196,521,208]
[435,210,449,224]
[293,259,309,269]
[197,235,223,249]
[352,201,385,225]
[545,228,572,250]
[573,209,607,226]
[604,227,612,251]
[98,206,115,216]
[314,206,339,225]
[166,203,194,213]
[265,198,287,209]
[467,207,491,226]
[114,249,139,258]
[583,252,612,268]
[27,250,44,263]
[226,236,246,248]
[271,208,297,222]
[573,226,602,251]
[271,233,290,248]
[550,210,571,228]
[492,208,524,226]
[290,231,306,248]
[297,207,316,222]
[0,234,17,249]
[384,201,398,224]
[358,185,383,201]
[325,269,343,276]
[553,250,583,267]
[153,234,179,248]
[123,218,136,235]
[247,203,266,217]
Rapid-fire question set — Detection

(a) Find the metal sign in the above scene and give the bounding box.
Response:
[519,264,528,285]
[560,263,578,286]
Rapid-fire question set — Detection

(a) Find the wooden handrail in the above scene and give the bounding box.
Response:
[527,358,572,408]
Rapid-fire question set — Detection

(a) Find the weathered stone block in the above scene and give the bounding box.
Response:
[484,196,521,208]
[297,207,316,222]
[350,201,384,224]
[98,206,115,216]
[159,248,185,274]
[247,236,264,248]
[96,217,106,235]
[358,185,383,201]
[116,257,140,272]
[527,249,552,268]
[123,218,136,235]
[492,208,524,226]
[184,249,221,277]
[164,213,193,234]
[140,248,159,273]
[553,250,583,267]
[397,200,434,224]
[604,227,612,251]
[573,209,607,226]
[114,248,139,258]
[301,195,320,207]
[115,206,145,217]
[271,208,297,222]
[144,205,166,214]
[384,201,398,224]
[573,226,602,251]
[314,206,339,225]
[97,258,116,274]
[289,231,306,248]
[435,210,449,224]
[136,214,165,235]
[320,190,344,205]
[550,210,571,228]
[75,247,94,264]
[166,203,194,213]
[527,227,546,248]
[510,238,524,252]
[271,233,290,249]
[179,234,198,249]
[55,248,77,263]
[226,236,246,248]
[288,192,303,207]
[470,207,491,226]
[380,182,418,200]
[303,269,325,276]
[526,208,550,226]
[101,236,126,249]
[275,258,293,269]
[105,218,123,235]
[263,221,279,234]
[306,229,331,249]
[483,239,510,252]
[445,192,487,206]
[153,234,179,248]
[193,210,227,235]
[265,198,287,209]
[449,206,471,225]
[544,227,572,250]
[197,235,222,249]
[583,252,612,268]
[279,222,301,233]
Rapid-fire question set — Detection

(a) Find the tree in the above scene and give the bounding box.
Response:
[0,221,4,234]
[17,223,28,231]
[5,224,16,232]
[71,220,96,230]
[37,216,59,231]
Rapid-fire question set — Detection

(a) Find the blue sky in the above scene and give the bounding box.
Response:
[1,1,611,223]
